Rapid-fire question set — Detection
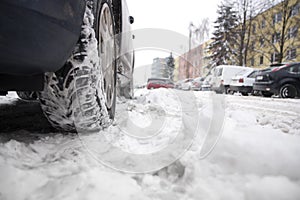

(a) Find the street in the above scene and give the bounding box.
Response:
[0,89,300,200]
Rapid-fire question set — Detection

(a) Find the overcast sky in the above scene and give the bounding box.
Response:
[126,0,221,36]
[126,0,222,67]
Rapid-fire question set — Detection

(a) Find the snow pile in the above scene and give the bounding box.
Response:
[0,135,148,200]
[1,90,300,200]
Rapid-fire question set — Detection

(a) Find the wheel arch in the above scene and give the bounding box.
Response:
[278,79,299,90]
[278,79,300,96]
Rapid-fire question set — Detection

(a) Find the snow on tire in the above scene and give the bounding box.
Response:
[39,5,112,132]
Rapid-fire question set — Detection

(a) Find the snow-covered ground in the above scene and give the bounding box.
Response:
[0,89,300,200]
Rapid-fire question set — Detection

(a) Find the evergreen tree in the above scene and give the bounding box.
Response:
[166,53,175,80]
[207,3,239,67]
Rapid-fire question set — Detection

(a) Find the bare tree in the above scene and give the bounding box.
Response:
[194,18,210,44]
[228,0,265,66]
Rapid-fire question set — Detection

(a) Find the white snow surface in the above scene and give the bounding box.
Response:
[1,89,300,200]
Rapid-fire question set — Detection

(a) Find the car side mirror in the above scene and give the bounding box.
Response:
[129,16,134,24]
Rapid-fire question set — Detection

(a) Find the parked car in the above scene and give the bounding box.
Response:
[253,63,300,98]
[211,65,250,94]
[230,68,259,95]
[0,0,135,131]
[191,77,205,91]
[180,78,194,90]
[175,79,185,89]
[147,78,174,89]
[201,75,213,91]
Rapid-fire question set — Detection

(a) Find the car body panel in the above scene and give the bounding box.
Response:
[0,0,86,75]
[147,78,174,89]
[230,69,258,94]
[0,0,134,93]
[211,65,251,92]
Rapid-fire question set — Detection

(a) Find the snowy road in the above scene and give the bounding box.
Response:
[0,90,300,200]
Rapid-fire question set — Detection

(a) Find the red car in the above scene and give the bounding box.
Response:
[147,78,174,89]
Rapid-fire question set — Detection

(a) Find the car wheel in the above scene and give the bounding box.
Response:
[39,3,116,132]
[261,91,273,98]
[97,0,117,118]
[241,92,248,96]
[279,84,297,98]
[223,86,230,94]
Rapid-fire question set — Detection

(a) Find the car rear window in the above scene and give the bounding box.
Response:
[248,71,259,78]
[285,65,300,74]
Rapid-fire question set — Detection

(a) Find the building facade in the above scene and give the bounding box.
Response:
[151,58,168,78]
[176,44,204,80]
[176,0,300,80]
[247,0,300,68]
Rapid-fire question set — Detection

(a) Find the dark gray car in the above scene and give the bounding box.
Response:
[0,0,135,131]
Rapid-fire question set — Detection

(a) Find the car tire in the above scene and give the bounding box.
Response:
[241,92,248,96]
[222,86,230,94]
[261,91,273,98]
[279,84,297,98]
[39,2,116,132]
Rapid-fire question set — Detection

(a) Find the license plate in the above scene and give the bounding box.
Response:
[256,76,263,80]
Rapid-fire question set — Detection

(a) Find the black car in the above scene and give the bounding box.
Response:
[253,63,300,98]
[0,0,135,131]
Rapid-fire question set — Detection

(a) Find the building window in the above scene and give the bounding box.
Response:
[272,32,280,43]
[260,38,265,47]
[287,48,297,60]
[271,52,280,63]
[273,12,282,24]
[251,41,255,50]
[288,26,298,39]
[261,19,266,29]
[260,56,264,65]
[291,3,300,17]
[251,57,255,66]
[252,24,256,34]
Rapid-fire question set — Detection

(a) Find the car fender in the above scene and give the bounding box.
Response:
[278,78,300,88]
